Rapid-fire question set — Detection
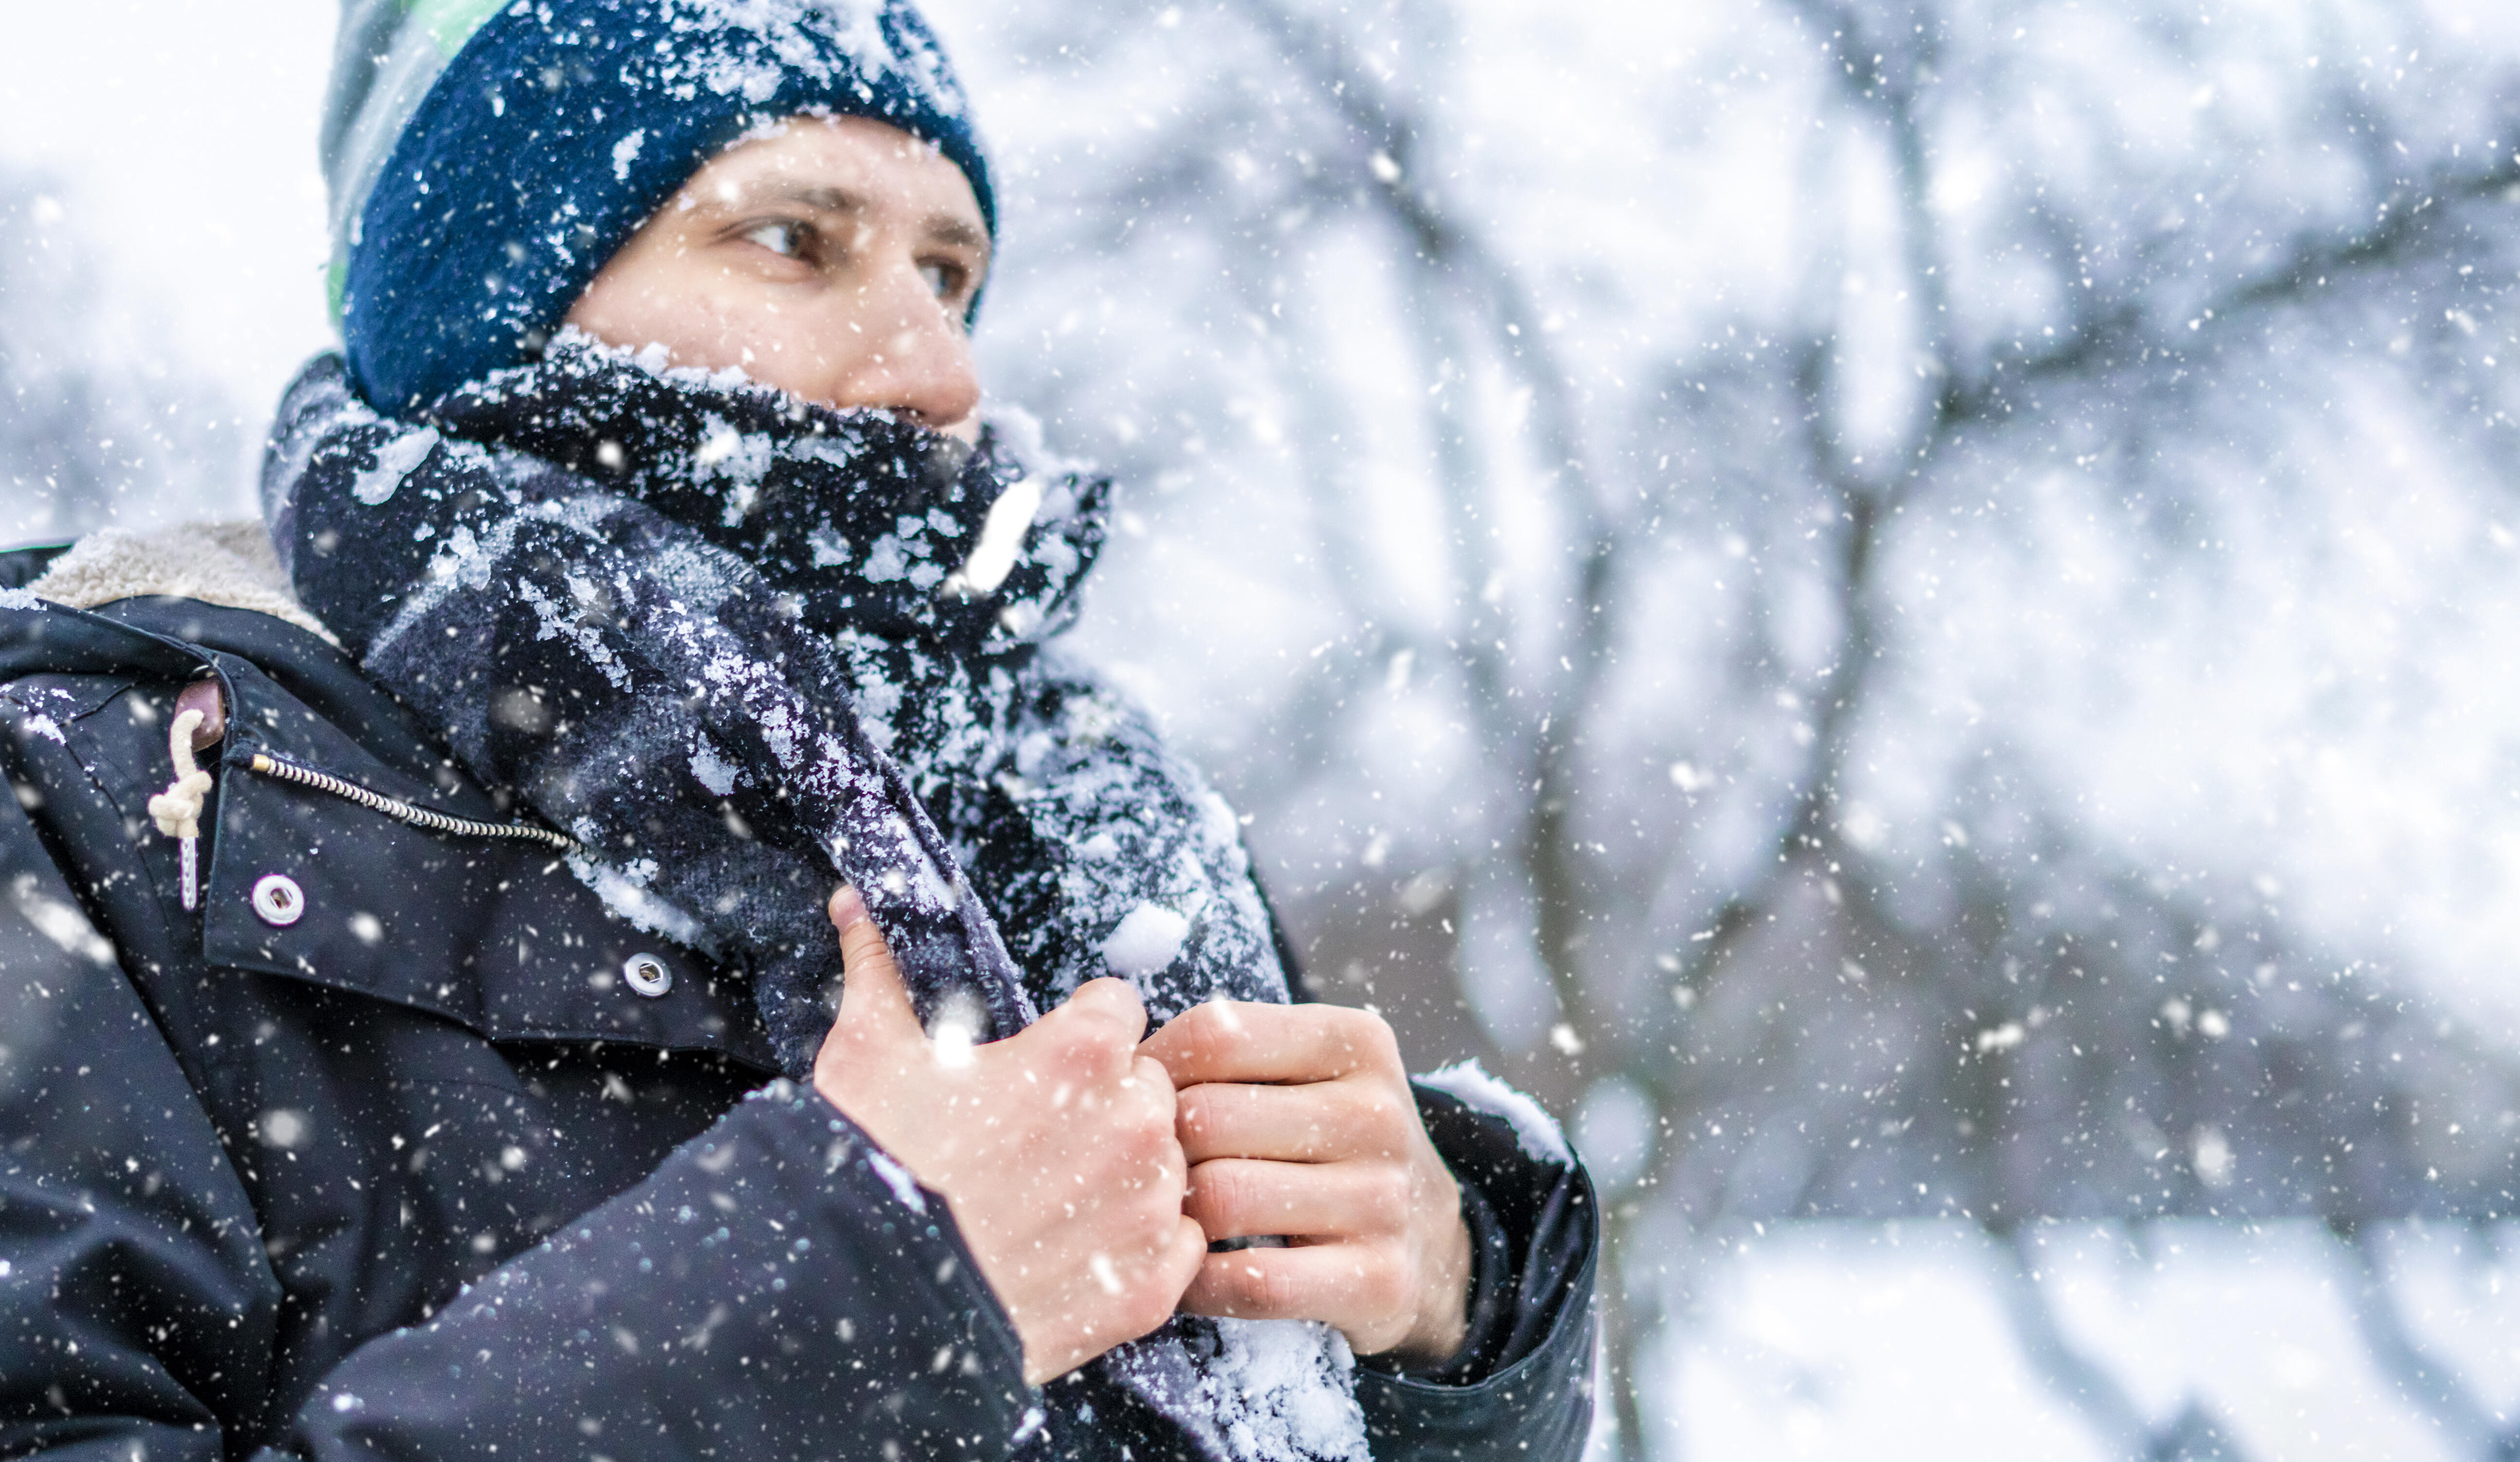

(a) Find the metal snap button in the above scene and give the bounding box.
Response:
[623,953,673,998]
[251,874,306,927]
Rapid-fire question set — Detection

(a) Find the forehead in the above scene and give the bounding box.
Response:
[689,114,984,230]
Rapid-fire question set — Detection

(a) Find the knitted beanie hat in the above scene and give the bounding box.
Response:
[323,0,995,412]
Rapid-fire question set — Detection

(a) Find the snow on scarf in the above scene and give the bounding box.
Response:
[259,334,1371,1462]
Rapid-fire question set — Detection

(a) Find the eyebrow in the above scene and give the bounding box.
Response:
[923,214,988,253]
[758,182,866,216]
[744,180,987,255]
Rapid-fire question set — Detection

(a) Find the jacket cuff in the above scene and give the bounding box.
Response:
[1352,1082,1600,1461]
[1373,1164,1517,1383]
[292,1079,1036,1462]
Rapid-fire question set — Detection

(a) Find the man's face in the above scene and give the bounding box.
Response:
[564,114,990,439]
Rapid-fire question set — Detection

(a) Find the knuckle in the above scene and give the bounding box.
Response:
[1179,1003,1242,1063]
[1209,1257,1263,1314]
[1089,1031,1139,1081]
[1368,1092,1415,1144]
[1217,1263,1267,1317]
[1182,1263,1223,1313]
[1256,1261,1306,1316]
[842,920,895,964]
[1121,1094,1176,1148]
[1037,1003,1096,1048]
[1191,1162,1252,1226]
[1365,1164,1414,1219]
[1126,1193,1175,1249]
[1136,1058,1180,1111]
[1362,1251,1410,1316]
[1328,1080,1393,1136]
[1344,1011,1402,1068]
[1116,1141,1183,1204]
[1078,976,1147,1021]
[1203,1252,1272,1314]
[1175,1085,1215,1135]
[1121,1248,1180,1309]
[1044,1018,1127,1079]
[1127,1276,1181,1336]
[1135,1139,1187,1198]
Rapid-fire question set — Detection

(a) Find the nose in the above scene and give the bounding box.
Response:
[826,265,981,435]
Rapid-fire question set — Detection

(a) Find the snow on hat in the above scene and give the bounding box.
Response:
[324,0,995,412]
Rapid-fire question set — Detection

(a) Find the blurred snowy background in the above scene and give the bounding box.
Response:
[12,0,2520,1455]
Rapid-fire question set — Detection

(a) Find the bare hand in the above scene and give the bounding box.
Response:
[1139,1001,1473,1364]
[812,888,1208,1385]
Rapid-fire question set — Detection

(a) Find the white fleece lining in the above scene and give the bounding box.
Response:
[27,521,341,646]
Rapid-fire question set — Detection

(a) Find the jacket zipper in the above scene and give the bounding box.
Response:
[244,753,580,852]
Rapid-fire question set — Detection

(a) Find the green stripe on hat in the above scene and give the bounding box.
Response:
[323,0,504,324]
[407,0,509,53]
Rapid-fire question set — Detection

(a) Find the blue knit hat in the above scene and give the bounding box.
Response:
[326,0,995,412]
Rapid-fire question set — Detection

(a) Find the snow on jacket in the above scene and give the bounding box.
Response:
[0,535,1598,1460]
[255,330,1447,1455]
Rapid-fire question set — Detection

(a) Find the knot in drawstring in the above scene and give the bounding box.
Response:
[148,709,214,841]
[150,700,219,912]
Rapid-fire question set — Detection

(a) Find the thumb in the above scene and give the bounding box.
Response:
[828,885,923,1041]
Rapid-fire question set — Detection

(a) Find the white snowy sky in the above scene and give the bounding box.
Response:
[0,0,338,451]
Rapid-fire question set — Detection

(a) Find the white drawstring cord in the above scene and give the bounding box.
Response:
[148,708,212,911]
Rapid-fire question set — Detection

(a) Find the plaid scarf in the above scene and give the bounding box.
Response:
[260,334,1368,1462]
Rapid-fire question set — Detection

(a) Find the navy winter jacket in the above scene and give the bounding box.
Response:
[0,558,1597,1461]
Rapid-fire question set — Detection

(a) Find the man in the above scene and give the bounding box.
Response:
[0,3,1595,1459]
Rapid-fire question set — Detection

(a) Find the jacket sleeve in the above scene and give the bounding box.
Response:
[0,770,1036,1462]
[1349,1085,1601,1462]
[283,1084,1035,1462]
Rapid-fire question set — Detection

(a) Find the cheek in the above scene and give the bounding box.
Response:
[567,267,688,350]
[723,297,897,400]
[567,259,894,407]
[651,286,764,363]
[567,261,763,365]
[736,298,858,362]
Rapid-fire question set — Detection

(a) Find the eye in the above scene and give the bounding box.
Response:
[743,221,806,258]
[919,261,965,302]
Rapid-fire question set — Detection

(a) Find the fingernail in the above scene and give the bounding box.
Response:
[830,884,869,930]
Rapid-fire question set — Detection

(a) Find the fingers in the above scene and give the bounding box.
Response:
[827,885,921,1039]
[1013,977,1151,1086]
[1141,1000,1399,1088]
[1184,1156,1408,1243]
[1179,1240,1408,1333]
[1056,975,1153,1044]
[1132,1054,1179,1114]
[1039,1215,1207,1385]
[1176,1078,1408,1164]
[1130,1055,1186,1174]
[1154,1214,1210,1309]
[1095,1085,1199,1346]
